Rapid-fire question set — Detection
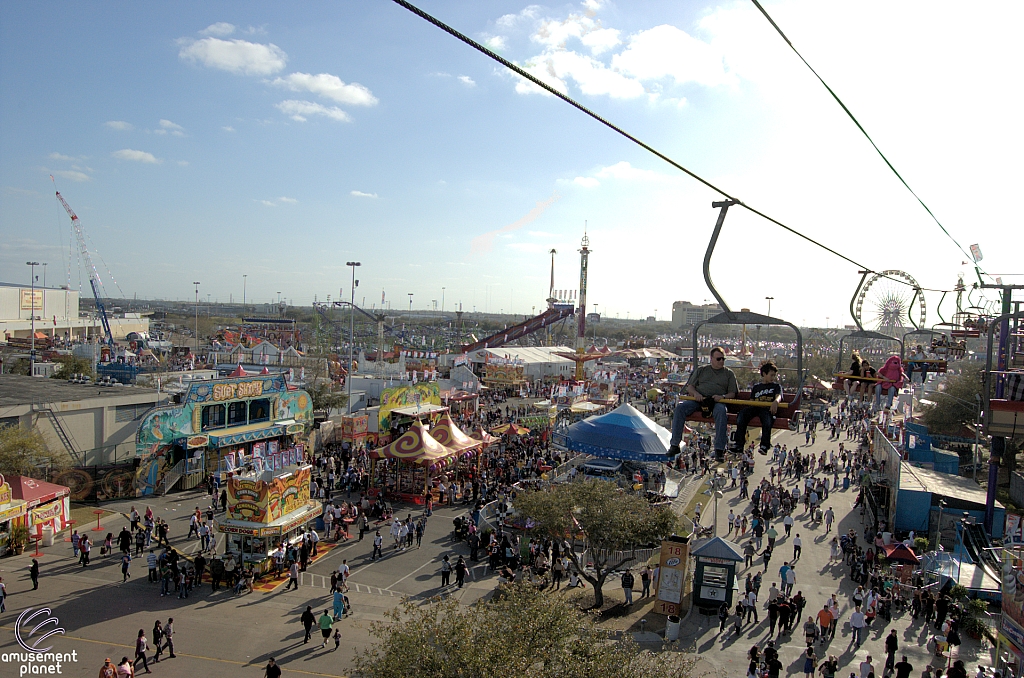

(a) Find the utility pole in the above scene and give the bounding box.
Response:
[408,293,413,313]
[243,274,247,313]
[347,262,361,414]
[27,261,39,373]
[193,282,201,356]
[441,287,445,315]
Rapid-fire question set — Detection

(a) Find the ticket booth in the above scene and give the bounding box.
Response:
[690,537,743,611]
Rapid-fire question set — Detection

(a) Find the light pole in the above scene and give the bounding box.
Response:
[42,263,48,289]
[193,282,201,355]
[766,296,774,317]
[441,287,446,315]
[243,274,247,313]
[347,262,361,414]
[27,261,40,372]
[408,293,413,313]
[936,498,947,550]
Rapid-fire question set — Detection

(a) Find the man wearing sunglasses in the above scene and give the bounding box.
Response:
[669,346,737,460]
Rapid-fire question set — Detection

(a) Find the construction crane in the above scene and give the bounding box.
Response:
[54,189,115,346]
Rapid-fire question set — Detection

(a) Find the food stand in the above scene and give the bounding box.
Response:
[0,475,29,556]
[213,464,322,575]
[10,476,70,544]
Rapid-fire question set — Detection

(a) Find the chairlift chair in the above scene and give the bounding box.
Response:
[683,200,804,434]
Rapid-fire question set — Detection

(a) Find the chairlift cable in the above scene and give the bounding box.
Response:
[389,0,951,294]
[749,0,988,280]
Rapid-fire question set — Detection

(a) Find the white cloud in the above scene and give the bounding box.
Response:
[611,25,733,88]
[53,170,91,182]
[271,72,378,106]
[595,161,664,181]
[222,125,236,132]
[201,22,236,37]
[581,0,604,11]
[573,176,600,188]
[159,119,185,135]
[49,152,79,162]
[177,160,189,166]
[580,27,620,55]
[259,200,277,207]
[112,149,161,164]
[484,36,507,51]
[275,100,351,122]
[350,190,378,198]
[105,120,133,131]
[518,50,644,99]
[278,196,297,203]
[496,6,541,30]
[458,75,476,87]
[179,37,287,76]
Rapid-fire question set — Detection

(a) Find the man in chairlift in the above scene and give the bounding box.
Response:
[668,346,737,461]
[731,361,783,456]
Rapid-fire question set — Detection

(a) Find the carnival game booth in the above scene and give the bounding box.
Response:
[0,475,29,556]
[10,476,71,544]
[213,464,321,576]
[369,422,476,505]
[134,373,312,496]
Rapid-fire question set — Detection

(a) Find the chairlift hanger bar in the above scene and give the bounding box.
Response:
[389,0,951,295]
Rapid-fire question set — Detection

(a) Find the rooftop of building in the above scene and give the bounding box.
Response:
[0,373,162,407]
[897,460,1003,508]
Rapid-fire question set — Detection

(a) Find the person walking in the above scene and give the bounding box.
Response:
[793,534,803,560]
[285,560,299,590]
[849,606,866,648]
[133,629,151,674]
[121,551,132,582]
[318,609,334,648]
[163,618,175,659]
[884,628,899,673]
[29,559,39,590]
[455,555,468,588]
[372,530,383,560]
[151,621,164,663]
[301,606,316,643]
[263,657,281,678]
[99,658,116,678]
[440,555,452,587]
[80,534,92,566]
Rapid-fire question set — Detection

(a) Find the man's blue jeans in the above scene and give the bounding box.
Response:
[671,399,729,451]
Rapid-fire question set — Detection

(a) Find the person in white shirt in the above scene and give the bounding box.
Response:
[727,511,736,534]
[337,560,350,590]
[850,607,866,648]
[793,534,803,560]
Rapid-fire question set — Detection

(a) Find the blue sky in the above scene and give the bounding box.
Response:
[1,1,1020,326]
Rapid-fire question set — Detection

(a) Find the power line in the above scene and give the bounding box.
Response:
[749,0,986,279]
[388,0,951,294]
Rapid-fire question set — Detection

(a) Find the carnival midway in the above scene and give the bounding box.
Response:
[2,4,1023,678]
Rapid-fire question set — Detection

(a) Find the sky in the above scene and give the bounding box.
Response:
[1,0,1021,328]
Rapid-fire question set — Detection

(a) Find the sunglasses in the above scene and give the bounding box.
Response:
[712,356,725,362]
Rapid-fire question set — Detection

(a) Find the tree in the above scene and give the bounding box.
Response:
[353,582,692,678]
[50,354,95,379]
[306,379,348,416]
[0,425,70,478]
[513,480,678,608]
[920,365,982,435]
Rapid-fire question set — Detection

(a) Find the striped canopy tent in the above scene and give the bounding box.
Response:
[369,421,456,469]
[469,426,499,447]
[429,413,482,452]
[492,422,531,436]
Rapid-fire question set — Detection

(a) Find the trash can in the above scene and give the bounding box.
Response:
[665,615,681,641]
[42,526,55,547]
[842,477,850,491]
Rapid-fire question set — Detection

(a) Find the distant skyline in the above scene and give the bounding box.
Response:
[2,1,1021,326]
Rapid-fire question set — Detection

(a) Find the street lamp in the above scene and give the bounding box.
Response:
[243,274,247,313]
[441,287,445,315]
[193,282,201,355]
[347,262,361,414]
[408,293,413,313]
[766,296,774,317]
[27,261,40,372]
[42,263,48,289]
[936,498,947,550]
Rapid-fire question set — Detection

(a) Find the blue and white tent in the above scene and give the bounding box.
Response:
[562,403,674,462]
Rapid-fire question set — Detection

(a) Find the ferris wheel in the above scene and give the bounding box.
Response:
[854,270,926,336]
